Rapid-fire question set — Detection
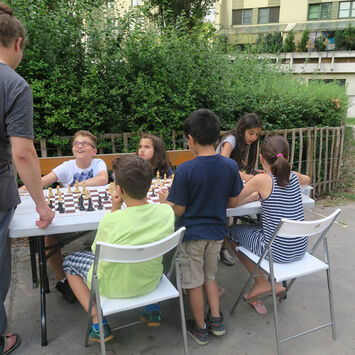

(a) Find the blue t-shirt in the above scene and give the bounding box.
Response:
[167,154,243,242]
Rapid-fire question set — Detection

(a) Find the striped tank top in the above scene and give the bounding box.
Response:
[261,172,308,263]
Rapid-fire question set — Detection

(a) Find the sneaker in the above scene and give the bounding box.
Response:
[89,322,114,343]
[186,319,209,345]
[140,309,161,327]
[55,279,76,303]
[207,310,225,336]
[220,248,235,266]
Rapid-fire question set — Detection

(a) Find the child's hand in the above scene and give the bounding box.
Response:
[159,189,169,203]
[111,193,124,212]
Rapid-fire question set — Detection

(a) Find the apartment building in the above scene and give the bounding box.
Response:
[215,0,355,45]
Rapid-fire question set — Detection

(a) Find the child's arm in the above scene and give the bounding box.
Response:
[227,174,266,208]
[159,189,186,216]
[220,142,234,158]
[293,171,310,186]
[77,170,108,187]
[19,171,58,193]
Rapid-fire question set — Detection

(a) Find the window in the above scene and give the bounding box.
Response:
[339,1,355,18]
[308,3,332,20]
[309,79,346,87]
[258,7,280,24]
[232,9,252,25]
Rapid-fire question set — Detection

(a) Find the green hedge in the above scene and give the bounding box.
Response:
[9,1,348,145]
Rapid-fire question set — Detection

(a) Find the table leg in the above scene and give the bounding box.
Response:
[29,237,39,288]
[37,236,48,346]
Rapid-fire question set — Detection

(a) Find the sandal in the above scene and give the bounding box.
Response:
[0,333,21,355]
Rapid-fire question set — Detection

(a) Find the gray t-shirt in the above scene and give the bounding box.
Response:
[0,62,34,210]
[216,134,236,154]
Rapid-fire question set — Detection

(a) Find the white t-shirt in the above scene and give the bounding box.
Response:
[216,134,236,154]
[53,158,107,186]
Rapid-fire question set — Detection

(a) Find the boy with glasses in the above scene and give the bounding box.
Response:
[20,130,108,303]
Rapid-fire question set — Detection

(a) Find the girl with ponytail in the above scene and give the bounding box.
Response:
[227,135,310,314]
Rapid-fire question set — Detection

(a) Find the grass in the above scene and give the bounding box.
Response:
[345,117,355,125]
[317,126,355,207]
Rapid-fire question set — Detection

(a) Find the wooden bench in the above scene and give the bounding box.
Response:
[38,150,194,175]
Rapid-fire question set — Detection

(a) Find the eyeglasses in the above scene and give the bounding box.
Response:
[73,141,95,149]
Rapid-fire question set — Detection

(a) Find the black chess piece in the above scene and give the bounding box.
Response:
[79,198,85,211]
[104,191,109,201]
[49,200,54,209]
[56,201,62,211]
[87,197,95,211]
[58,202,65,214]
[151,188,155,197]
[97,196,103,210]
[78,194,84,207]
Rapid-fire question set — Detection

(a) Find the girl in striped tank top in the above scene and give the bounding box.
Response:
[227,135,310,314]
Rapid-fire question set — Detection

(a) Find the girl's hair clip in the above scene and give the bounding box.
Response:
[276,153,283,158]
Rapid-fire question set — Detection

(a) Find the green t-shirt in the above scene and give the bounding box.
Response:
[87,203,174,298]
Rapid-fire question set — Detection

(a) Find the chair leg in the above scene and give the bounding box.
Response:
[176,261,188,354]
[269,254,281,355]
[326,268,336,340]
[95,283,106,355]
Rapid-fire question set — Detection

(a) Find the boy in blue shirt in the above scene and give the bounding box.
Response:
[159,109,244,345]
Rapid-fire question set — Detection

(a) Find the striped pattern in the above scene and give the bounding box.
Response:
[63,251,95,282]
[228,172,308,263]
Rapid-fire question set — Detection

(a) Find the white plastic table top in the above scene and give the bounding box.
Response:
[9,185,315,238]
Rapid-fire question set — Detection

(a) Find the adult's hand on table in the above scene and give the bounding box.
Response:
[36,204,55,228]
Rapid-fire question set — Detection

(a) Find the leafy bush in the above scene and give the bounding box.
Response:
[7,1,348,151]
[282,31,296,52]
[335,24,355,50]
[298,30,310,52]
[314,36,326,51]
[256,32,283,53]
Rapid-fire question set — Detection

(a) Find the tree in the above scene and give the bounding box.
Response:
[142,0,216,30]
[298,30,310,52]
[282,30,296,52]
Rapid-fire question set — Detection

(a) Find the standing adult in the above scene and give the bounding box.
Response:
[0,3,54,353]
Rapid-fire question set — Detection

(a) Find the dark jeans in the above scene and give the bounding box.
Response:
[0,207,15,335]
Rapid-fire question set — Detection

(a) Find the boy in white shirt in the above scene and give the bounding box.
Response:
[20,130,108,303]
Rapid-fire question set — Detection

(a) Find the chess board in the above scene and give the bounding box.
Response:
[47,188,111,216]
[45,179,173,217]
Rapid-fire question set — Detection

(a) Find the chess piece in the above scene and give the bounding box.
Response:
[171,173,175,181]
[46,195,50,205]
[87,197,95,211]
[151,188,156,197]
[79,198,85,211]
[74,179,80,193]
[55,185,61,195]
[49,200,54,209]
[58,202,65,214]
[78,195,83,207]
[67,184,72,194]
[84,190,90,200]
[97,196,103,210]
[48,187,53,198]
[58,193,63,202]
[104,191,109,201]
[82,181,87,194]
[164,173,167,183]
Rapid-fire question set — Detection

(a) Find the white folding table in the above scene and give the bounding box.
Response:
[8,185,315,346]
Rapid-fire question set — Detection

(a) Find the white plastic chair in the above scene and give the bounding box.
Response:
[230,209,341,355]
[85,227,188,355]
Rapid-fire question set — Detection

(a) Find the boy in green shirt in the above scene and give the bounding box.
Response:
[63,155,174,343]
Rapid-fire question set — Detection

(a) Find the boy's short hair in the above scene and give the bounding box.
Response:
[112,155,153,200]
[73,130,97,148]
[184,109,220,146]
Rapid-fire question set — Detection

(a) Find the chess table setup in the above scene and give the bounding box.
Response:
[43,172,173,217]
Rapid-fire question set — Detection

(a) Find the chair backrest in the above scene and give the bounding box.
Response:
[95,227,186,263]
[276,209,341,238]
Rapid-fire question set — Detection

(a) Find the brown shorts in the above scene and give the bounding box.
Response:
[178,239,223,289]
